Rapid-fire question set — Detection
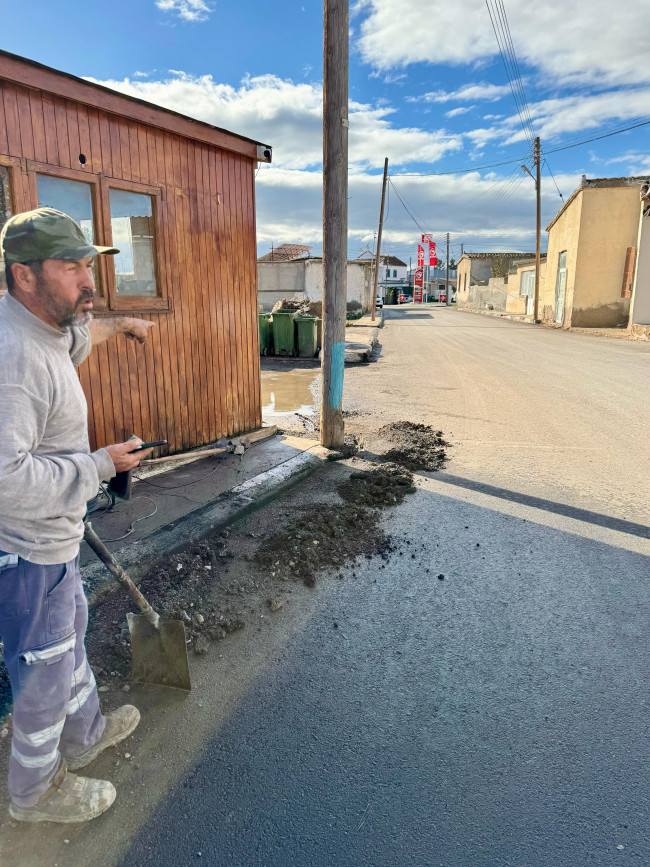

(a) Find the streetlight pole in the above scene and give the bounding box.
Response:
[522,136,542,322]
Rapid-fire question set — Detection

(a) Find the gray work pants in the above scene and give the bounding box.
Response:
[0,552,105,807]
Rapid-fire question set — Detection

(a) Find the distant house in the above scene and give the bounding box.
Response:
[258,243,311,263]
[544,175,650,328]
[357,251,408,294]
[456,253,537,312]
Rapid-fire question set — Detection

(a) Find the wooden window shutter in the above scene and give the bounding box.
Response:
[622,246,636,298]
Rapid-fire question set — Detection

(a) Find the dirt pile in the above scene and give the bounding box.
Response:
[337,464,416,508]
[86,537,246,681]
[255,501,394,588]
[377,422,448,472]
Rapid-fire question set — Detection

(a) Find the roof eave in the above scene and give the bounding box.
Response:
[0,50,272,163]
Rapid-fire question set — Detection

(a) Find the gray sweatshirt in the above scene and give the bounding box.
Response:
[0,293,115,565]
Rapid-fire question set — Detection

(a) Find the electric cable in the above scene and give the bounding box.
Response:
[101,497,158,543]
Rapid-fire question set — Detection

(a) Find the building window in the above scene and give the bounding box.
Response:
[386,268,390,279]
[0,166,13,292]
[109,188,158,297]
[36,173,102,295]
[393,269,397,278]
[36,174,96,246]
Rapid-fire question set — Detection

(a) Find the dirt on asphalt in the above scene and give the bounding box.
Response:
[0,422,448,724]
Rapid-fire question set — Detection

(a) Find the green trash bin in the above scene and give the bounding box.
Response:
[271,310,298,356]
[295,316,318,358]
[316,317,323,351]
[258,313,271,356]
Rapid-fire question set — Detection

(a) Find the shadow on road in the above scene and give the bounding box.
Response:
[436,473,650,540]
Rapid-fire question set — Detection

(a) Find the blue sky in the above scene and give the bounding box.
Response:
[3,0,650,262]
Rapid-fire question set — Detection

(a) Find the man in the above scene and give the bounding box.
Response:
[0,207,156,823]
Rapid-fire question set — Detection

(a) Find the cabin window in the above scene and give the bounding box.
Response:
[109,189,158,298]
[35,173,103,295]
[0,166,13,292]
[36,174,96,246]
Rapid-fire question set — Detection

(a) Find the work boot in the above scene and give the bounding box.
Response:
[9,761,116,824]
[65,705,141,771]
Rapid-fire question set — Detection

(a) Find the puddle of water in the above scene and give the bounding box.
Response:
[261,369,318,414]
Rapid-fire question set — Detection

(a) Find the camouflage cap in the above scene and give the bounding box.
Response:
[0,207,119,268]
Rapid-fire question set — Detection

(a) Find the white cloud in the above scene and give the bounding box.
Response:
[446,106,474,118]
[155,0,212,23]
[464,87,650,149]
[413,83,511,104]
[255,163,582,256]
[604,152,650,175]
[87,71,463,171]
[357,0,650,87]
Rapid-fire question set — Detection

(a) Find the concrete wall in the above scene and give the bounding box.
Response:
[463,277,508,311]
[456,258,496,308]
[257,261,306,311]
[257,259,374,312]
[571,186,638,327]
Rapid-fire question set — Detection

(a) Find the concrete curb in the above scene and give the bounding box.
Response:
[83,446,329,606]
[344,327,380,364]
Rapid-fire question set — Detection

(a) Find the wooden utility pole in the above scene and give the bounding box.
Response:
[534,136,541,322]
[445,232,451,306]
[320,0,348,448]
[371,157,389,321]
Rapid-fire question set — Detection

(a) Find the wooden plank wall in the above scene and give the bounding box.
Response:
[0,78,261,453]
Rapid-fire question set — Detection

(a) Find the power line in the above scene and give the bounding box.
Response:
[543,118,650,155]
[486,0,535,146]
[388,179,425,232]
[392,153,532,178]
[541,157,564,201]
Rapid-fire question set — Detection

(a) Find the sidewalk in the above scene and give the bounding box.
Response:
[345,311,382,362]
[81,431,329,602]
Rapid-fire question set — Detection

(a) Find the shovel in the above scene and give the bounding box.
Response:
[83,521,191,692]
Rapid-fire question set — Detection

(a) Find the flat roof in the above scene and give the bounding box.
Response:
[0,50,272,163]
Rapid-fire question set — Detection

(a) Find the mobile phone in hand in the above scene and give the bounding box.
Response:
[129,439,168,452]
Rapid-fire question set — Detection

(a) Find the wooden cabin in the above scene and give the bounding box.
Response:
[0,50,272,453]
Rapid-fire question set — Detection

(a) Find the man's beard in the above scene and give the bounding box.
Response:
[36,275,95,328]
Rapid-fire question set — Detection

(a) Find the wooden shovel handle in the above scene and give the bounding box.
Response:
[83,521,160,629]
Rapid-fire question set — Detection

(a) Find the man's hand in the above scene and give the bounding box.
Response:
[104,439,154,473]
[88,317,156,346]
[122,318,155,344]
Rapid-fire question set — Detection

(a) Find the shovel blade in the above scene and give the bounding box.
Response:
[126,613,192,692]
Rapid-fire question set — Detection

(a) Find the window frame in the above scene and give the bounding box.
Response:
[27,160,109,311]
[100,176,168,312]
[0,155,23,295]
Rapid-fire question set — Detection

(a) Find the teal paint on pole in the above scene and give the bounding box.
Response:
[329,341,345,409]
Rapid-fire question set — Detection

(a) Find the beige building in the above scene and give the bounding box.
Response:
[456,252,536,313]
[505,259,547,316]
[543,176,649,328]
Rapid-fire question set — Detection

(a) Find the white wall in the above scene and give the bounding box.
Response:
[257,260,374,312]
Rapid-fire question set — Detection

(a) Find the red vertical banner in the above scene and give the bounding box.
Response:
[417,244,424,267]
[422,233,433,243]
[429,242,437,267]
[414,267,423,302]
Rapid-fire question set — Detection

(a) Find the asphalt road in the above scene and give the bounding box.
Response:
[6,309,648,866]
[119,310,650,865]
